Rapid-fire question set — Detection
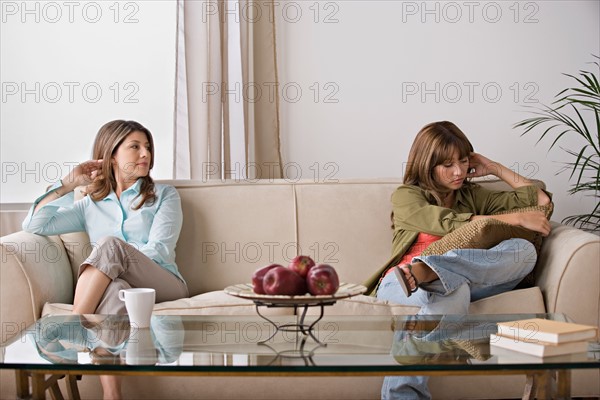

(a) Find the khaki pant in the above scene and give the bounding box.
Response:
[79,236,189,315]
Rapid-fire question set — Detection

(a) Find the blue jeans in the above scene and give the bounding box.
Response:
[377,238,537,400]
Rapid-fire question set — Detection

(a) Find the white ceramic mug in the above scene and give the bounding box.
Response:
[125,327,157,365]
[118,288,155,328]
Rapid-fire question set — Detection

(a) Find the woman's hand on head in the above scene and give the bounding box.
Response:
[63,160,103,191]
[468,153,499,178]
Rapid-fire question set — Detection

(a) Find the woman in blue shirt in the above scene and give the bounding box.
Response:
[23,120,188,399]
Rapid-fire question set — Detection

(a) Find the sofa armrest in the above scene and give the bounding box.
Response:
[535,222,600,328]
[0,231,74,344]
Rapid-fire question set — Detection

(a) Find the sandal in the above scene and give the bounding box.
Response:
[394,264,419,297]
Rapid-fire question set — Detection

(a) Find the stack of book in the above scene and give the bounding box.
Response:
[489,318,598,357]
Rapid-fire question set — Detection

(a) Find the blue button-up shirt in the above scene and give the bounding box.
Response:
[22,179,184,281]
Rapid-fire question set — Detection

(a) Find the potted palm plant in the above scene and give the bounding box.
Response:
[515,56,599,233]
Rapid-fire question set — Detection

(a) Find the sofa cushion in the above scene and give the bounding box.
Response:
[305,287,546,317]
[42,302,75,316]
[43,287,545,320]
[59,231,92,287]
[306,294,420,316]
[294,181,399,286]
[174,182,298,296]
[42,290,296,317]
[153,290,294,316]
[468,287,545,314]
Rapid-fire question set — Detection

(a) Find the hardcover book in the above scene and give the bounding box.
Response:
[495,318,597,344]
[489,334,589,357]
[490,344,590,363]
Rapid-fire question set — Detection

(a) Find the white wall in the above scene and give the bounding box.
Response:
[2,0,599,226]
[276,0,600,224]
[1,0,177,203]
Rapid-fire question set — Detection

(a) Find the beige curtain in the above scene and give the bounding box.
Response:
[175,0,283,180]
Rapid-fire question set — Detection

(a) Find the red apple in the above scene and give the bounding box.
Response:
[263,266,308,296]
[306,264,339,295]
[252,264,282,294]
[287,255,316,278]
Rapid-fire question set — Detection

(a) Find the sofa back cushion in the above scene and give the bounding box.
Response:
[60,178,544,297]
[175,181,298,295]
[294,181,399,287]
[173,178,546,296]
[173,180,400,296]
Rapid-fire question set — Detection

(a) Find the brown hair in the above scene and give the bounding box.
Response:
[86,120,156,209]
[403,121,474,205]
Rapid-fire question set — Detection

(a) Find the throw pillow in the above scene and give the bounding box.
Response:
[420,203,553,287]
[491,203,553,256]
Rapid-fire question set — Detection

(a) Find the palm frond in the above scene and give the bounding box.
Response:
[562,213,600,233]
[514,56,600,232]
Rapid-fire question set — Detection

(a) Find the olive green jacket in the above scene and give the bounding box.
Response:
[364,183,542,295]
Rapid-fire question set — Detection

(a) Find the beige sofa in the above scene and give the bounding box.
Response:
[1,178,599,399]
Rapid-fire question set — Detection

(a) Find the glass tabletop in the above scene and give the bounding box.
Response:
[1,313,598,374]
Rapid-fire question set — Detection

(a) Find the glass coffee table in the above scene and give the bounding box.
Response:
[1,313,598,400]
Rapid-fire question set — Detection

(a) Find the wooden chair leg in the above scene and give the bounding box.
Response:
[48,378,65,400]
[522,373,538,400]
[523,370,557,400]
[19,372,71,400]
[30,373,48,400]
[556,369,572,400]
[15,370,30,399]
[15,371,82,400]
[535,370,554,400]
[43,374,65,400]
[65,375,82,400]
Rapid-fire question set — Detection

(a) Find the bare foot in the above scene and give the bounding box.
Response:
[398,262,439,290]
[397,264,418,292]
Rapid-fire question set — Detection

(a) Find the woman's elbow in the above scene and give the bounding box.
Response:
[21,218,47,234]
[22,224,41,234]
[537,189,551,206]
[21,220,33,232]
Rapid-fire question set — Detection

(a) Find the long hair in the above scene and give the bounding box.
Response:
[86,120,156,209]
[403,121,474,206]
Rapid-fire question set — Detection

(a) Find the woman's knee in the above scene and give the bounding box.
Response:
[94,236,126,250]
[82,236,132,279]
[501,238,537,274]
[420,284,470,315]
[500,238,537,258]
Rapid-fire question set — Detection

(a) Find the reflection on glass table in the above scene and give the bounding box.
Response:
[28,314,184,367]
[390,314,598,366]
[2,313,599,371]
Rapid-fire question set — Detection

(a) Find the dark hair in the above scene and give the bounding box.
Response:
[86,120,156,209]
